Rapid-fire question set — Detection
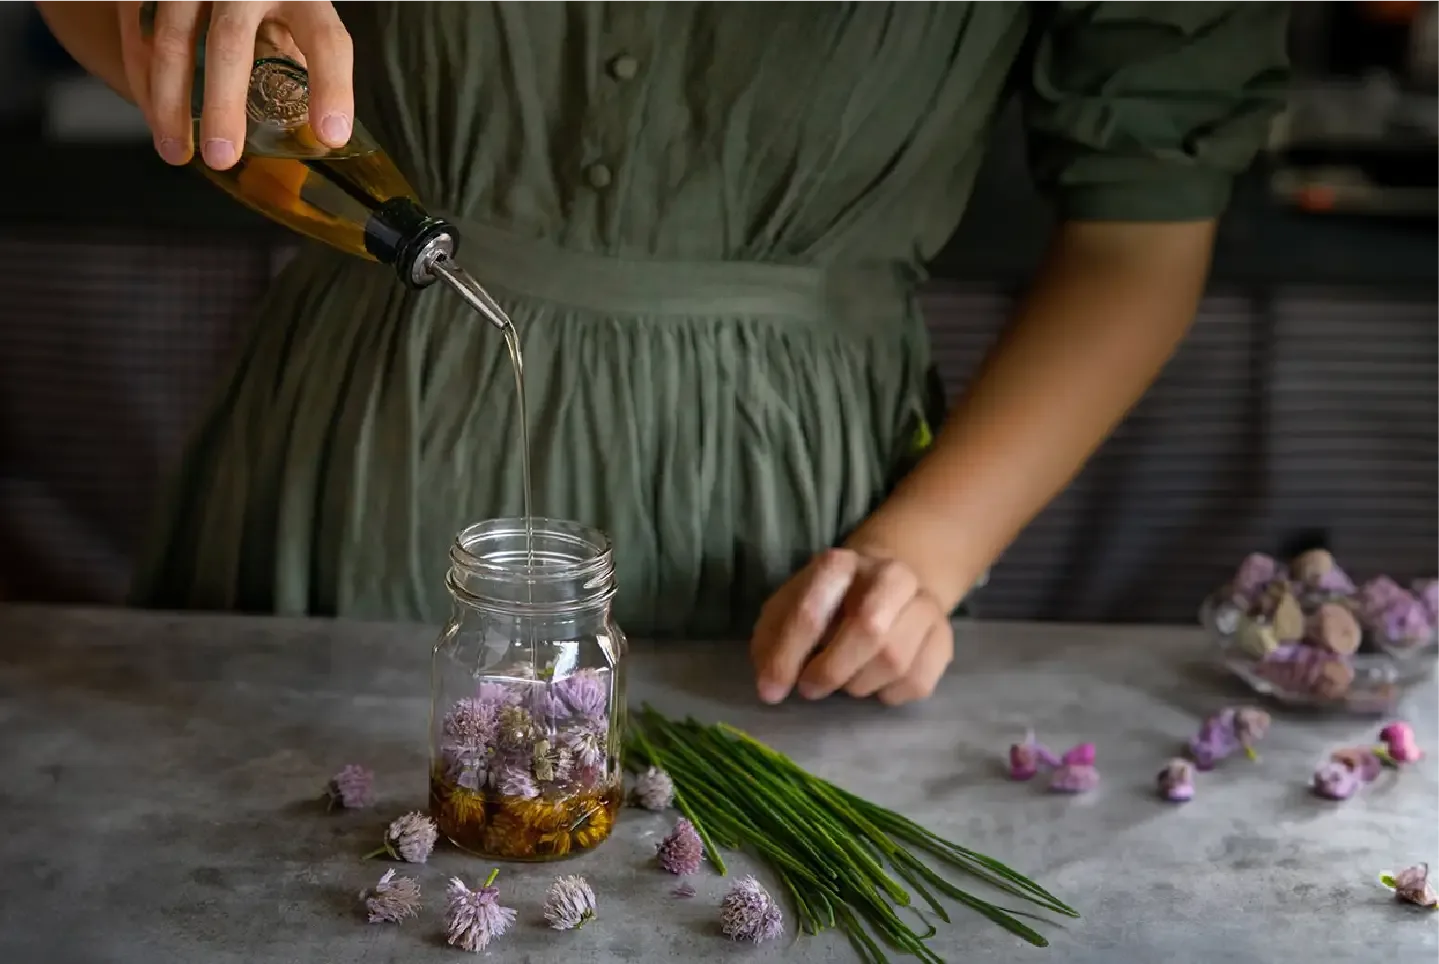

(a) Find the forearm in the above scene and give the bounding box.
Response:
[36,2,133,102]
[848,219,1218,609]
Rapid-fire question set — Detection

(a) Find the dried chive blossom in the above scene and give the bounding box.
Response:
[1008,731,1061,781]
[1156,759,1195,803]
[630,766,676,810]
[325,764,375,810]
[366,811,438,863]
[657,817,705,875]
[446,869,517,952]
[626,705,1078,956]
[721,875,785,944]
[1312,760,1362,801]
[361,869,422,924]
[1382,864,1439,909]
[543,875,598,931]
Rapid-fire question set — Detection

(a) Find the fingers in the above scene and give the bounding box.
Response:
[877,621,954,707]
[283,2,355,147]
[751,549,858,705]
[796,559,917,700]
[840,599,934,699]
[198,2,267,169]
[146,0,205,165]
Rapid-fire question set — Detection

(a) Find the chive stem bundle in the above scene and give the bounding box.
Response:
[625,705,1077,962]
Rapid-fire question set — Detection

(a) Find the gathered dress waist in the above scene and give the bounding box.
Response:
[442,217,917,334]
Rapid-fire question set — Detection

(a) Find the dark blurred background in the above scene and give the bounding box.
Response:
[0,2,1435,624]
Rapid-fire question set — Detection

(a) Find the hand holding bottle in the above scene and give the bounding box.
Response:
[116,1,355,171]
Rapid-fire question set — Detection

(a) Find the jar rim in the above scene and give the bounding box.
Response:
[447,517,616,614]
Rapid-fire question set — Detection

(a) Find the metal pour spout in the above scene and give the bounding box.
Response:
[408,232,512,333]
[427,256,513,333]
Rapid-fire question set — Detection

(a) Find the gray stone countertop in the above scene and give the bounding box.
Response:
[0,604,1435,964]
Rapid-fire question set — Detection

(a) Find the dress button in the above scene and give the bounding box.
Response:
[586,163,613,190]
[608,54,639,80]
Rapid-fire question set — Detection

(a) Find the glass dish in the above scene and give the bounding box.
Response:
[1200,592,1436,716]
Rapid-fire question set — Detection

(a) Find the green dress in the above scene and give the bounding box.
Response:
[131,2,1291,639]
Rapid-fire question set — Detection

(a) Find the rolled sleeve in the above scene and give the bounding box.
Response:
[1022,2,1292,223]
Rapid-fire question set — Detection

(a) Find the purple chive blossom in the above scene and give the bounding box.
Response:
[551,668,610,723]
[1329,747,1383,784]
[1413,580,1439,625]
[543,875,598,931]
[1060,743,1095,767]
[720,875,785,944]
[443,748,487,791]
[1381,597,1433,648]
[1188,710,1241,771]
[1312,761,1361,801]
[1008,731,1061,781]
[657,818,705,875]
[1157,759,1195,803]
[368,812,438,863]
[362,869,422,924]
[1380,721,1423,764]
[1231,553,1279,603]
[444,698,500,750]
[1358,576,1407,614]
[562,724,606,771]
[446,870,517,953]
[325,764,375,810]
[493,761,540,800]
[672,882,696,899]
[630,766,676,810]
[1386,864,1439,909]
[1048,763,1100,794]
[475,681,523,707]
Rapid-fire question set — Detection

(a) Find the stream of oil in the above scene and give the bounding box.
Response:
[500,323,534,570]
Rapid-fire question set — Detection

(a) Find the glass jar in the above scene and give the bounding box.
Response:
[429,518,627,861]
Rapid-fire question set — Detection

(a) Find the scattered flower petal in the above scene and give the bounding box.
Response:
[1060,743,1095,767]
[325,764,375,810]
[368,811,438,863]
[671,882,696,899]
[1157,759,1195,803]
[362,869,422,924]
[657,817,705,875]
[1049,763,1100,794]
[1379,721,1424,764]
[630,766,676,810]
[720,875,784,944]
[544,875,598,931]
[446,870,517,952]
[1383,863,1439,909]
[1312,760,1361,801]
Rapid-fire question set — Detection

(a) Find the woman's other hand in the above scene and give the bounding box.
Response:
[116,1,354,169]
[750,548,955,708]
